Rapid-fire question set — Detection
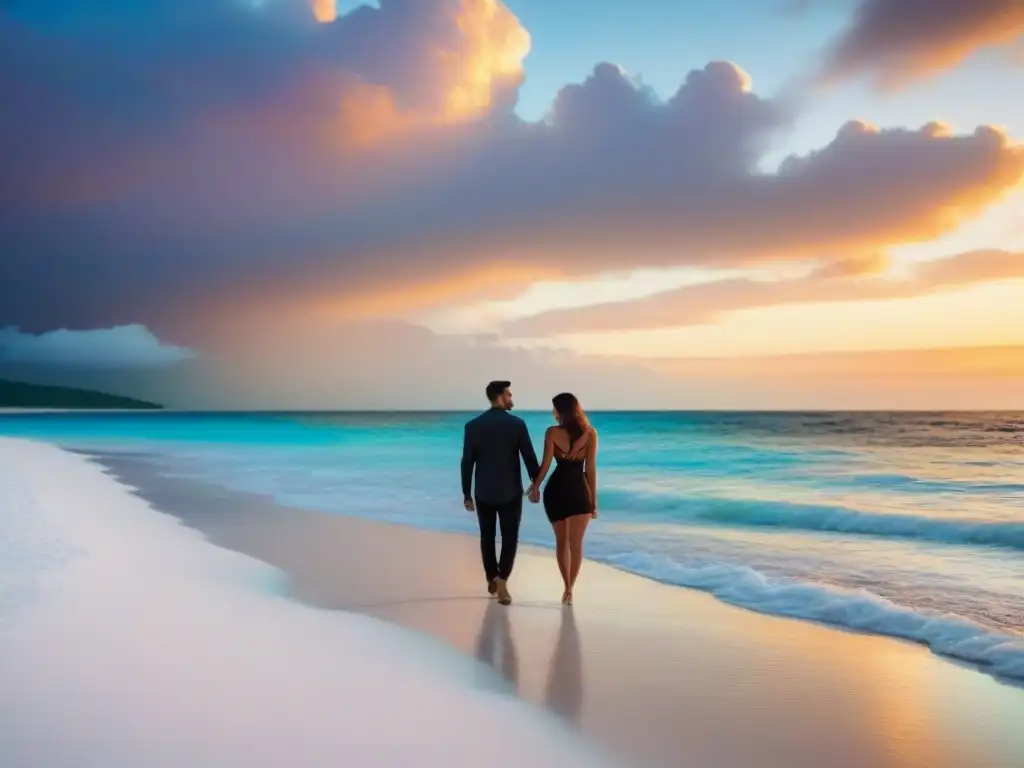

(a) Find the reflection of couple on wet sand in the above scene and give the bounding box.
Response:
[474,600,583,724]
[461,380,598,607]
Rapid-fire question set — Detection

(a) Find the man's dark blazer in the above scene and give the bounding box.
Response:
[461,408,541,505]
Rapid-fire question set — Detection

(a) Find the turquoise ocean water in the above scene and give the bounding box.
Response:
[2,410,1022,681]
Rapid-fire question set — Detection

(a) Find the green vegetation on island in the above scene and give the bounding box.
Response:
[0,379,163,410]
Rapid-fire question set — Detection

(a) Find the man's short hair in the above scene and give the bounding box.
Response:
[486,380,511,402]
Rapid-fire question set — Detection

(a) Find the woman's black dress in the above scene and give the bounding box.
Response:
[543,435,593,524]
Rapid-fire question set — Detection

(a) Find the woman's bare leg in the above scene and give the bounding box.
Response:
[567,514,591,596]
[552,520,571,602]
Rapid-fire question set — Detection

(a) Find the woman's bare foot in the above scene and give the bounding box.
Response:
[561,588,571,605]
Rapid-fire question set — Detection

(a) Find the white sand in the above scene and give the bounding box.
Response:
[7,440,1024,768]
[0,439,614,767]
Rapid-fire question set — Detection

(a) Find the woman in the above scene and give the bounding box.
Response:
[526,392,598,605]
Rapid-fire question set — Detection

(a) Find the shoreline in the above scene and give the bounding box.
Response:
[93,449,1024,768]
[75,446,1024,689]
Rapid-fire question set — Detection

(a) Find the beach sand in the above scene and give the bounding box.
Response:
[1,439,609,768]
[98,452,1024,768]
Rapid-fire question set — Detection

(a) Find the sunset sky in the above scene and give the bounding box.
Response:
[1,0,1022,409]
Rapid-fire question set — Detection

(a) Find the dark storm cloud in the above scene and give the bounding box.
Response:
[819,0,1024,87]
[1,0,1022,343]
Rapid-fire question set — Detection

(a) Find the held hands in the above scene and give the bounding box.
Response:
[526,485,541,504]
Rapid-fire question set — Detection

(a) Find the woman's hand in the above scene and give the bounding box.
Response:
[591,506,598,519]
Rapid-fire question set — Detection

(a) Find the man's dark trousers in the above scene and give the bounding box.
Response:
[476,495,523,582]
[461,407,540,585]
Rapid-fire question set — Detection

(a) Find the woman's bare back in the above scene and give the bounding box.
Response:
[551,426,592,459]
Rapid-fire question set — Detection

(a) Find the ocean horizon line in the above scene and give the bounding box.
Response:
[3,407,1024,415]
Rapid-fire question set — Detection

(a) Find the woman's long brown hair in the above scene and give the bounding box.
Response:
[552,392,590,446]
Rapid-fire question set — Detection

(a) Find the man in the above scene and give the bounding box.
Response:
[461,380,540,606]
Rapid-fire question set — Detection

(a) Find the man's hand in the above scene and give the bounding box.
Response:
[528,486,540,504]
[464,498,475,512]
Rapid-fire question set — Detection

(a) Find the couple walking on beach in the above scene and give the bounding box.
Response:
[461,380,598,607]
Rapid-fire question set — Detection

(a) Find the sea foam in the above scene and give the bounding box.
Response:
[597,489,1024,550]
[0,439,611,767]
[600,549,1024,682]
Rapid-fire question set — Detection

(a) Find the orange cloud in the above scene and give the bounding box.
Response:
[820,0,1024,88]
[440,0,531,120]
[294,262,562,322]
[335,79,416,148]
[329,0,531,145]
[503,250,1024,336]
[310,0,337,24]
[810,252,891,279]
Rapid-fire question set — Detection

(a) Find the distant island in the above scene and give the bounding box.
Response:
[0,379,163,410]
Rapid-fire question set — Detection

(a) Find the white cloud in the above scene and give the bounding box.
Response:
[0,325,196,368]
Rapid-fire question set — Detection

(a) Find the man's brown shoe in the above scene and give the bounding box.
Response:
[487,579,498,596]
[494,577,512,605]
